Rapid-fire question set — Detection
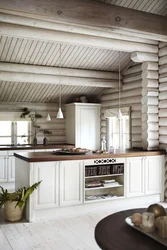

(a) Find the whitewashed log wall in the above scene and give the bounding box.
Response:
[100,64,142,148]
[141,62,159,150]
[0,102,66,144]
[158,42,167,201]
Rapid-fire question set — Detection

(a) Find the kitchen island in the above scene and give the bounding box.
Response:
[14,149,165,222]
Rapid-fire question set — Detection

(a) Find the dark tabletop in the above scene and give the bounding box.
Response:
[95,208,167,250]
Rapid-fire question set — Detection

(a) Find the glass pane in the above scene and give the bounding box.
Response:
[113,117,119,133]
[0,137,11,145]
[17,121,29,136]
[17,136,29,144]
[123,134,130,148]
[113,133,119,148]
[0,121,11,136]
[123,116,129,133]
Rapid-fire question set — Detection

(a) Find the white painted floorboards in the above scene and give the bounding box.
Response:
[0,202,167,250]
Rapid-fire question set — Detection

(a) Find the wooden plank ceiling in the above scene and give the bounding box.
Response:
[95,0,167,16]
[0,0,167,103]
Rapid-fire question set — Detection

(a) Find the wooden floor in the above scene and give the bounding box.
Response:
[1,202,167,250]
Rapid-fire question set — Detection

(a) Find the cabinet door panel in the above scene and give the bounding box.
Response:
[8,156,15,182]
[33,162,59,209]
[76,106,100,150]
[60,160,83,206]
[0,156,7,182]
[145,156,162,195]
[126,157,144,197]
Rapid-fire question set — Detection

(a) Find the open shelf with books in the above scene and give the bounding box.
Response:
[84,159,124,203]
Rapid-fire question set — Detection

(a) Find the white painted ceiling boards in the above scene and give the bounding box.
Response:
[0,0,167,103]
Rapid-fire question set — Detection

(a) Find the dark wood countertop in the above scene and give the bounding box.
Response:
[0,144,74,151]
[14,149,166,162]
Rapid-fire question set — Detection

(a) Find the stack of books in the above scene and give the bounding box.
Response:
[85,180,101,188]
[101,179,120,187]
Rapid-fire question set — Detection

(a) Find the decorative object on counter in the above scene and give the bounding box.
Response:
[20,107,42,145]
[56,43,64,119]
[147,203,167,218]
[131,213,142,227]
[20,107,52,146]
[109,146,114,153]
[0,181,41,222]
[54,147,90,155]
[156,216,167,238]
[101,136,107,151]
[42,129,52,146]
[142,212,155,233]
[126,203,167,246]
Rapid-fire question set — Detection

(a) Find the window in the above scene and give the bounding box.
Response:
[0,121,30,145]
[105,107,131,149]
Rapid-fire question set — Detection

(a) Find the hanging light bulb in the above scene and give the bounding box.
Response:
[118,51,122,120]
[56,43,64,119]
[46,113,51,121]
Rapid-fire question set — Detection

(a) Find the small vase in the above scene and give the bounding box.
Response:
[33,137,37,146]
[43,137,48,146]
[4,201,24,222]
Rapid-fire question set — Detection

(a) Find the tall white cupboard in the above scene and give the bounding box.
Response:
[65,103,101,150]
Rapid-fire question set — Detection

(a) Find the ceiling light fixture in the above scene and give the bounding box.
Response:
[56,44,64,119]
[46,113,51,121]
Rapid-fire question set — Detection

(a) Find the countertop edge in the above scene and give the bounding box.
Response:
[14,150,166,162]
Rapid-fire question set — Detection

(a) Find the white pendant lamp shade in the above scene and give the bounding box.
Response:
[56,43,64,119]
[46,113,51,121]
[56,107,64,119]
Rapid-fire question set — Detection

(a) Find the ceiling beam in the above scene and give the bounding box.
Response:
[0,13,158,45]
[0,0,167,40]
[0,62,119,88]
[0,63,119,80]
[0,23,158,53]
[131,52,158,63]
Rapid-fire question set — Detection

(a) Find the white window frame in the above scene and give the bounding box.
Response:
[0,112,31,145]
[104,107,131,149]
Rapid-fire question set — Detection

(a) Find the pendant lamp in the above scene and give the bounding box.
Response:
[118,51,122,120]
[56,44,64,119]
[46,113,51,121]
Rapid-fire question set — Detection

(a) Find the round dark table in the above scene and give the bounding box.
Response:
[95,208,167,250]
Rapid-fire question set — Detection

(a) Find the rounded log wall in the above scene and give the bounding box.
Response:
[159,42,167,202]
[100,64,142,147]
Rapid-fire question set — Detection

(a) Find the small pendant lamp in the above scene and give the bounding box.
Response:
[46,113,51,121]
[56,44,64,119]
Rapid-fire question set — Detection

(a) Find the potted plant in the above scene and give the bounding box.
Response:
[20,107,42,145]
[0,181,41,222]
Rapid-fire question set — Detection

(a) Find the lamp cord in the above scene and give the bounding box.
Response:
[119,51,121,112]
[59,43,62,109]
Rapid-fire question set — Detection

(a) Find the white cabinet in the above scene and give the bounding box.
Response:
[125,157,144,197]
[145,155,163,195]
[65,103,101,150]
[8,156,15,182]
[125,155,164,198]
[0,155,7,182]
[33,161,59,209]
[60,160,83,206]
[33,160,83,209]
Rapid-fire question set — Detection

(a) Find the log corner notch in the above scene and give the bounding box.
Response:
[0,0,167,41]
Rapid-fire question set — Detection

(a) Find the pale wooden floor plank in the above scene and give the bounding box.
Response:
[0,202,167,250]
[0,227,12,250]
